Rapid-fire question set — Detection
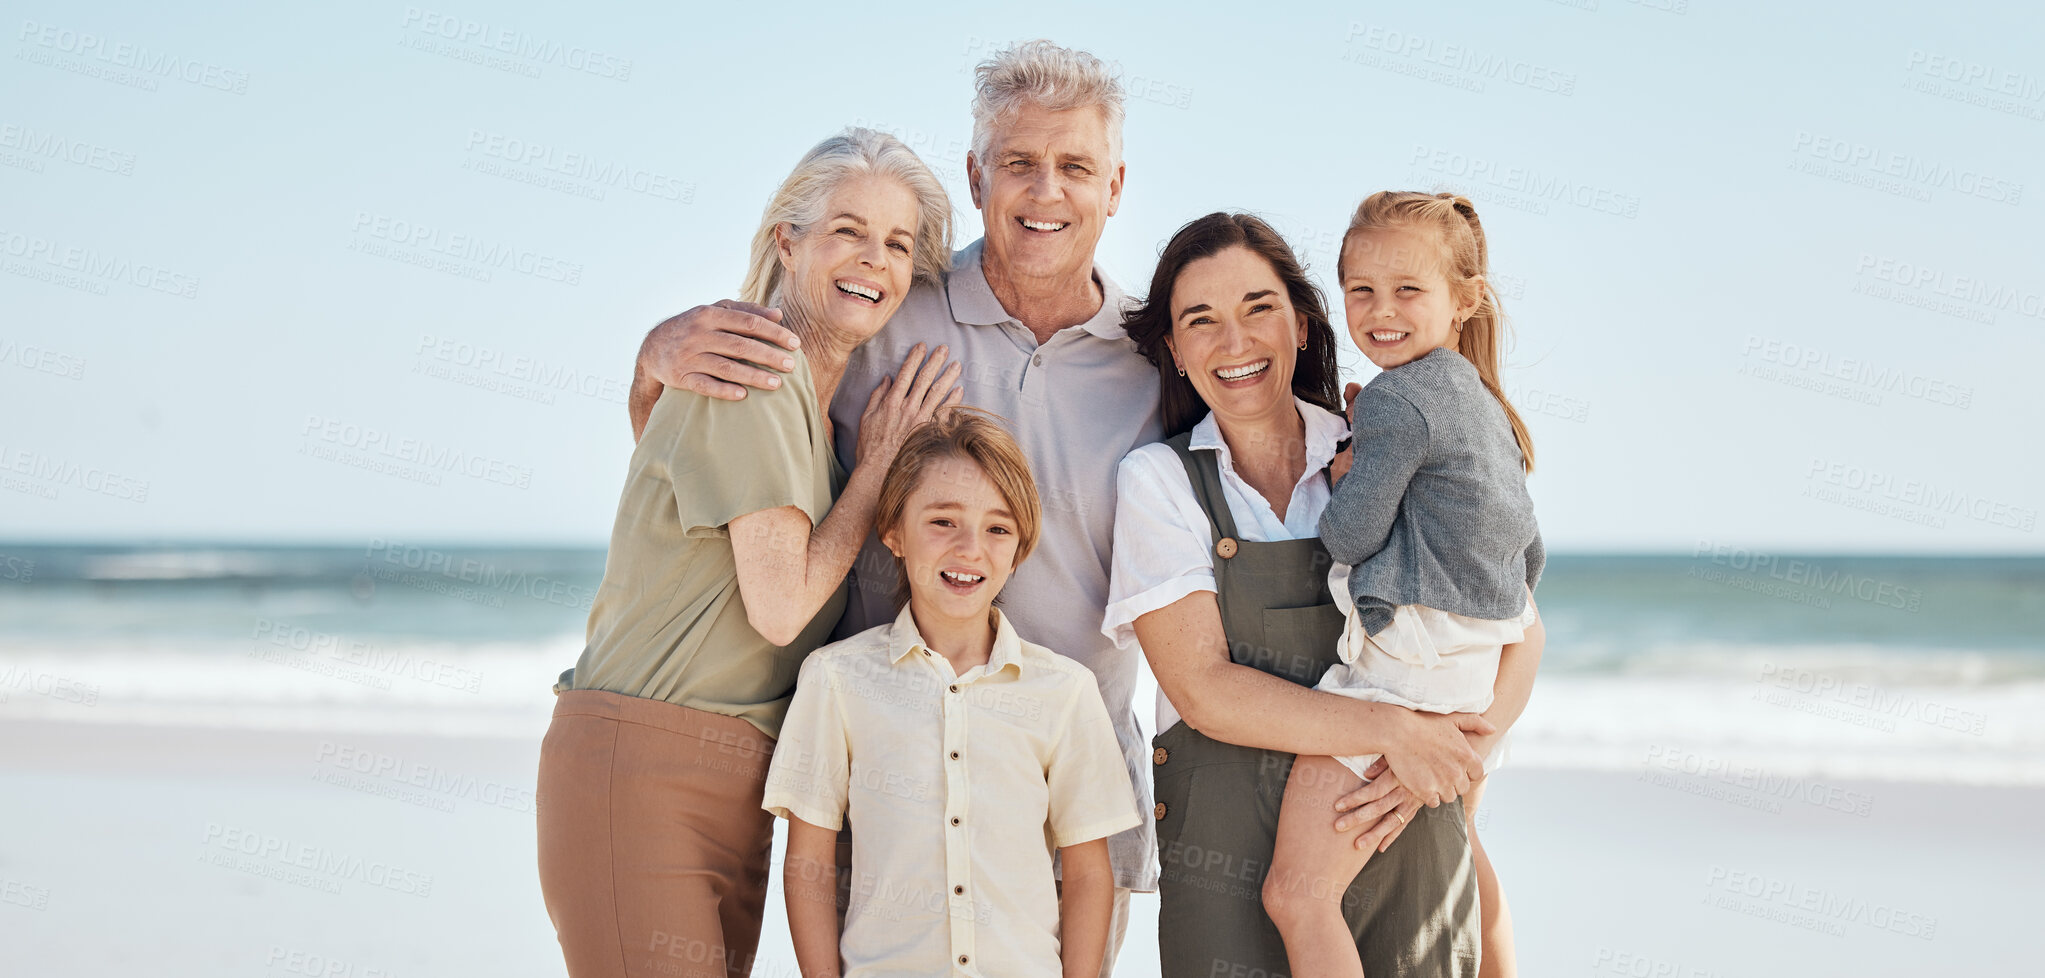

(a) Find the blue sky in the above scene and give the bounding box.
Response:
[2,0,2041,551]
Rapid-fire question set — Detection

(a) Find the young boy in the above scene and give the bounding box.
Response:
[762,409,1141,978]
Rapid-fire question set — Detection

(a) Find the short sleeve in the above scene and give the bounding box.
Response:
[1100,447,1220,652]
[1044,668,1144,848]
[648,372,825,538]
[761,653,850,829]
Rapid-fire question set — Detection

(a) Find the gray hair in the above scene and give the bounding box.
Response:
[970,40,1125,172]
[739,128,954,308]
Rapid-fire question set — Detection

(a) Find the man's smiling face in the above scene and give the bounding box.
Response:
[967,103,1124,286]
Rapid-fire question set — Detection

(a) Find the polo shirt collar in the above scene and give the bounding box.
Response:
[946,238,1130,342]
[1189,396,1351,474]
[886,602,1028,676]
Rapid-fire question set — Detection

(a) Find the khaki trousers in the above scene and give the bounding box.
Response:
[538,690,776,978]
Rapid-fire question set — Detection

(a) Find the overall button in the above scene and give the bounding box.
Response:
[1214,537,1239,559]
[1152,747,1169,766]
[1154,802,1168,820]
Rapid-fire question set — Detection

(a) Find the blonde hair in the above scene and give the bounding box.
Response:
[738,128,953,309]
[1338,190,1534,472]
[970,39,1125,170]
[873,408,1043,607]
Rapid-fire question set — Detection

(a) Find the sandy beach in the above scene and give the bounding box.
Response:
[1,716,2031,976]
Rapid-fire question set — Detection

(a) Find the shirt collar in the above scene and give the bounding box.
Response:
[886,602,1028,677]
[1189,396,1351,476]
[945,238,1131,342]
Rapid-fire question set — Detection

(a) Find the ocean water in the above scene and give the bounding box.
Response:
[1,545,2039,784]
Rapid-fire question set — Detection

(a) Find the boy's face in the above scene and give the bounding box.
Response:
[881,455,1022,628]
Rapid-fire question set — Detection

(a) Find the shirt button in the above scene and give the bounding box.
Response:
[950,751,960,760]
[959,955,970,965]
[951,816,961,826]
[949,684,959,693]
[1153,747,1169,766]
[953,884,965,895]
[1214,537,1239,559]
[1154,802,1168,821]
[1033,354,1043,366]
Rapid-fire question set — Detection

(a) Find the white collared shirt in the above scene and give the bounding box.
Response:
[763,605,1143,978]
[1101,398,1351,733]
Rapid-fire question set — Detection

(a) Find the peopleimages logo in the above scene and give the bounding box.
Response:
[16,20,251,93]
[0,226,200,298]
[398,8,631,80]
[362,539,595,612]
[463,130,692,203]
[301,415,534,489]
[0,122,136,175]
[349,212,583,285]
[1408,145,1640,218]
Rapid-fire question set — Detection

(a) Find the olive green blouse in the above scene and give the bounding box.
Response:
[560,350,849,738]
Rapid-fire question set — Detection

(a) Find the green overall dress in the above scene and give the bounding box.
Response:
[1150,432,1479,977]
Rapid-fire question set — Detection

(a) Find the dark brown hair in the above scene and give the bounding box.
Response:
[1122,212,1342,438]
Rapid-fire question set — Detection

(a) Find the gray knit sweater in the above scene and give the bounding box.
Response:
[1319,347,1543,635]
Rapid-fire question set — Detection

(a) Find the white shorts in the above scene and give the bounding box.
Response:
[1320,566,1537,781]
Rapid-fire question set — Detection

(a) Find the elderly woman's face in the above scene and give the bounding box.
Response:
[778,173,920,344]
[968,104,1123,288]
[1166,245,1308,429]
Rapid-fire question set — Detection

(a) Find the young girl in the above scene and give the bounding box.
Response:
[762,408,1141,978]
[1261,191,1544,978]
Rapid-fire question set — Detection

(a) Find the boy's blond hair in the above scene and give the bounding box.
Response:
[873,409,1042,607]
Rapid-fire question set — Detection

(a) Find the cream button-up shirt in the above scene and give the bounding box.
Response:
[763,605,1142,978]
[827,239,1164,891]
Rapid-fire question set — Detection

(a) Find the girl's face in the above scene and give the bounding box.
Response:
[777,173,920,344]
[881,455,1022,627]
[1164,245,1308,429]
[1340,226,1481,370]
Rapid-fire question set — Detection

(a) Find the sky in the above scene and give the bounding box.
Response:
[2,0,2041,552]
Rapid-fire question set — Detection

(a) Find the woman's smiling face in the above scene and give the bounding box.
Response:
[777,173,920,344]
[1165,245,1307,428]
[1340,225,1479,370]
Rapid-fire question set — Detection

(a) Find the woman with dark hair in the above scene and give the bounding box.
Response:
[1102,212,1543,975]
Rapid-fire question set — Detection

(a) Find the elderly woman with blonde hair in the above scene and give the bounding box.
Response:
[537,128,963,978]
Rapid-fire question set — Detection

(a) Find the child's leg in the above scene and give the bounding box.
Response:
[1263,754,1376,978]
[1466,778,1516,978]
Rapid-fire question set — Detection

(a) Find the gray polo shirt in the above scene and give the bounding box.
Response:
[827,238,1164,891]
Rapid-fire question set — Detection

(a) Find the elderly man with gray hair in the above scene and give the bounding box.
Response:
[633,39,1156,974]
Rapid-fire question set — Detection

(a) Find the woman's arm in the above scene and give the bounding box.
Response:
[1336,594,1547,849]
[1056,839,1113,978]
[784,816,843,978]
[729,346,959,645]
[1134,593,1491,806]
[729,473,884,646]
